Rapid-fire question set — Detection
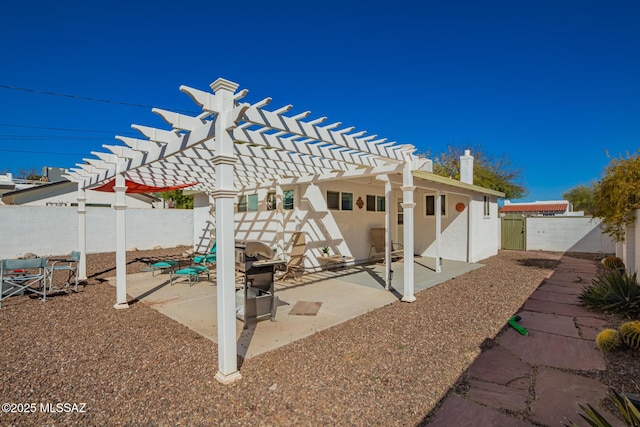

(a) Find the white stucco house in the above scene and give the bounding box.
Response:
[61,77,504,384]
[192,150,503,272]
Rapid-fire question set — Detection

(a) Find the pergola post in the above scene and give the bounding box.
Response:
[211,78,242,385]
[435,190,442,273]
[401,161,416,302]
[113,171,129,309]
[377,174,393,290]
[276,181,285,257]
[76,182,87,280]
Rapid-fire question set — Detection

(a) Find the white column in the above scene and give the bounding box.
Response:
[435,190,442,273]
[113,172,129,309]
[208,192,216,250]
[276,182,285,257]
[77,182,88,280]
[376,174,393,290]
[401,162,416,302]
[211,78,242,385]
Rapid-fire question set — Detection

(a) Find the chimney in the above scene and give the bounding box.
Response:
[460,149,473,184]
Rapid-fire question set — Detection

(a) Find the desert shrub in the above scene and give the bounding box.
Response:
[579,270,640,318]
[596,329,622,352]
[564,388,640,427]
[619,321,640,351]
[602,255,625,270]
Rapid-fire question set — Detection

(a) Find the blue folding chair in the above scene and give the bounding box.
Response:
[1,258,48,308]
[47,251,80,292]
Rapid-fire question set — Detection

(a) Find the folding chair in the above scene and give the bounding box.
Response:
[48,251,80,292]
[1,258,48,308]
[369,228,404,261]
[280,232,306,282]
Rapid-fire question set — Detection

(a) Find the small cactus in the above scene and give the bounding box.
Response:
[619,321,640,350]
[596,329,622,352]
[602,255,625,270]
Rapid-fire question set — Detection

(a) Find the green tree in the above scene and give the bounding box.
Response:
[563,184,596,215]
[592,151,640,242]
[428,145,527,199]
[157,190,194,209]
[16,168,41,180]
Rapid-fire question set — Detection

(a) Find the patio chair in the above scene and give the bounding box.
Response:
[47,251,80,292]
[280,232,306,282]
[369,228,404,261]
[1,257,48,308]
[193,241,216,267]
[170,265,210,286]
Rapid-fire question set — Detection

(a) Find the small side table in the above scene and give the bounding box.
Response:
[319,254,354,271]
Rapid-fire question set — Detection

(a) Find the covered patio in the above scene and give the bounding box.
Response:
[64,77,499,383]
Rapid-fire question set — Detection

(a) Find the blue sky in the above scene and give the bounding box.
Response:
[1,0,638,201]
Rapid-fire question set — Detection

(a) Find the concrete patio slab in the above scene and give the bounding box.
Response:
[116,258,479,359]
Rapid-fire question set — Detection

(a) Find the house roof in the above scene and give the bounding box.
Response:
[501,203,569,213]
[1,179,161,203]
[413,171,505,197]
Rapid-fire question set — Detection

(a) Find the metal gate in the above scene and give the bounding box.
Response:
[501,214,526,250]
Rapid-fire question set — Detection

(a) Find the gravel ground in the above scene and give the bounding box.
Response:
[0,249,635,426]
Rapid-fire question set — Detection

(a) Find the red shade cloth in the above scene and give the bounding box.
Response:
[91,179,198,194]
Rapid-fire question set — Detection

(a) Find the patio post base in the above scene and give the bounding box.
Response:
[215,370,242,385]
[113,302,130,310]
[401,295,416,303]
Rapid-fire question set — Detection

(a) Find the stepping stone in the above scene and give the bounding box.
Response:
[467,346,531,388]
[530,289,580,305]
[531,368,624,427]
[497,328,605,371]
[517,310,581,338]
[468,379,529,412]
[523,299,594,317]
[538,283,582,295]
[427,395,532,427]
[575,316,608,340]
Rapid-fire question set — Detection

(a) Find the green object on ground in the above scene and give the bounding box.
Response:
[508,315,528,336]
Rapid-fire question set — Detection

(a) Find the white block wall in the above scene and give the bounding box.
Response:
[0,206,193,259]
[526,216,616,253]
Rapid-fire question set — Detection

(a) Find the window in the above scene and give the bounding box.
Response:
[397,201,404,225]
[341,192,353,210]
[367,195,386,212]
[327,191,340,210]
[238,195,247,212]
[425,194,447,217]
[484,196,491,217]
[238,194,258,212]
[327,191,353,211]
[266,192,277,210]
[283,190,294,210]
[366,195,376,212]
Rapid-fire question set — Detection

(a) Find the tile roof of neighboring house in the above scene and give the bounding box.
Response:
[501,203,569,213]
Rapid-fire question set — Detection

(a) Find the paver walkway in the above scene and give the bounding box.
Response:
[425,254,625,427]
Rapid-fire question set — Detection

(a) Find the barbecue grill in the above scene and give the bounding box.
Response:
[235,241,284,326]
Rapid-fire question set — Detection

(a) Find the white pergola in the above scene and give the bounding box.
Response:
[65,78,422,384]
